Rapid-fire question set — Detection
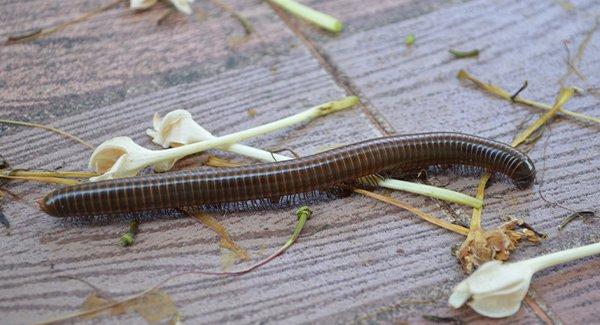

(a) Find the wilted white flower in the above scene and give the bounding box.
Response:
[130,0,194,15]
[130,0,157,10]
[449,242,600,318]
[90,97,358,181]
[89,137,162,181]
[169,0,194,15]
[147,109,290,162]
[147,110,214,148]
[449,260,532,318]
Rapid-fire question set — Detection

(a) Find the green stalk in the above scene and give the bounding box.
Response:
[268,0,343,33]
[377,179,482,208]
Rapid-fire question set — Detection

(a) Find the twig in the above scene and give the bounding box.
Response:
[0,119,93,149]
[207,0,254,35]
[5,0,123,44]
[457,70,600,124]
[510,81,528,102]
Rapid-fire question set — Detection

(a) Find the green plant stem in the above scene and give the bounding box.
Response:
[93,96,358,180]
[377,179,482,208]
[522,242,600,272]
[267,0,343,33]
[120,220,139,247]
[449,49,480,58]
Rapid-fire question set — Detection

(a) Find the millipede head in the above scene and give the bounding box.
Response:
[512,157,536,190]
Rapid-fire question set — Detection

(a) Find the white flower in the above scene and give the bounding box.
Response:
[169,0,194,15]
[130,0,194,15]
[88,137,165,181]
[147,110,213,148]
[89,97,358,181]
[147,110,290,162]
[130,0,158,10]
[449,261,532,318]
[449,242,600,318]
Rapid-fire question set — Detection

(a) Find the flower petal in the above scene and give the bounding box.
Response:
[169,0,193,14]
[147,109,213,148]
[130,0,158,10]
[88,137,153,181]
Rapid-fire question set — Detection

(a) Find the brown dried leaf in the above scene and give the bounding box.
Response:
[189,211,250,261]
[78,290,176,324]
[80,292,125,319]
[457,219,544,273]
[131,290,178,324]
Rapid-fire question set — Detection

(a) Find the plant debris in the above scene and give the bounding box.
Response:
[558,18,599,86]
[5,0,123,44]
[449,49,480,59]
[120,220,140,247]
[0,119,93,149]
[40,206,311,323]
[457,87,575,272]
[512,88,574,147]
[558,211,596,230]
[267,0,343,33]
[405,33,415,46]
[457,70,600,124]
[354,188,469,236]
[0,169,95,186]
[510,81,528,102]
[187,210,250,261]
[422,314,463,324]
[450,242,600,317]
[75,289,178,324]
[208,0,254,37]
[457,217,544,273]
[247,108,258,118]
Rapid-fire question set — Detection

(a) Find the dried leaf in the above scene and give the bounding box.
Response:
[205,156,241,168]
[80,292,125,319]
[131,290,178,324]
[189,211,250,261]
[512,87,574,147]
[247,108,258,118]
[71,290,176,324]
[457,219,544,273]
[354,188,469,235]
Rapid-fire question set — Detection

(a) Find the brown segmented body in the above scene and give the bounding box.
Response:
[40,132,535,217]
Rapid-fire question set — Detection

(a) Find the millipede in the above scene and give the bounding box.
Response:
[40,132,536,218]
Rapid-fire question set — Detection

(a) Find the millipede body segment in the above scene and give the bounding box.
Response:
[40,133,535,217]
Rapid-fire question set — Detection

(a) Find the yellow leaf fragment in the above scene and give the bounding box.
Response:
[75,290,176,324]
[80,292,120,319]
[205,156,241,168]
[0,175,82,185]
[131,290,178,324]
[457,70,512,99]
[190,211,250,261]
[354,188,469,236]
[457,70,599,124]
[512,87,575,147]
